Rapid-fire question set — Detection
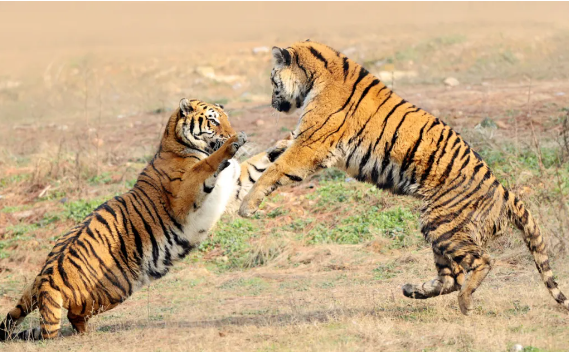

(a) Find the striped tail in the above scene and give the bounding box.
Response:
[0,283,37,341]
[506,192,569,310]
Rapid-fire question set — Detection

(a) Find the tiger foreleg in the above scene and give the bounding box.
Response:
[172,132,247,219]
[238,142,325,218]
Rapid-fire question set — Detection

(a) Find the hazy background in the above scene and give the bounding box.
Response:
[1,3,569,351]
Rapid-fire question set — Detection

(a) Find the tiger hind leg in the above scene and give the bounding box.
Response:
[402,249,464,299]
[67,312,89,334]
[455,249,493,315]
[434,235,493,315]
[36,282,64,339]
[14,282,64,340]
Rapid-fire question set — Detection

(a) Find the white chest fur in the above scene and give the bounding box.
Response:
[183,159,240,245]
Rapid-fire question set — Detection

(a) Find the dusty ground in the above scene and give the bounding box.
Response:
[1,3,569,352]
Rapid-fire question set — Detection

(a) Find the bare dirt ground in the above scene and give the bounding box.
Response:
[1,3,569,352]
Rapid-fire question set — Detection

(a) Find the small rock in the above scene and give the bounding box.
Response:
[13,210,35,221]
[378,70,418,82]
[555,92,565,96]
[195,66,215,79]
[252,46,270,55]
[495,120,509,129]
[372,59,386,67]
[57,125,68,131]
[212,75,242,84]
[218,331,227,337]
[510,344,523,352]
[443,77,460,87]
[0,80,21,90]
[232,82,243,90]
[342,47,357,56]
[255,119,265,126]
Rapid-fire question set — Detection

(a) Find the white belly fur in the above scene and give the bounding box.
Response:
[183,159,240,245]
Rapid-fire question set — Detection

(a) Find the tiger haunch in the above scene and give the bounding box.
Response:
[238,41,568,314]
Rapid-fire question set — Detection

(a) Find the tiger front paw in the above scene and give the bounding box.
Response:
[266,138,294,162]
[224,131,248,157]
[238,196,259,218]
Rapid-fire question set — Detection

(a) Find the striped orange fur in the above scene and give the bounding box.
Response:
[239,41,569,315]
[0,99,289,341]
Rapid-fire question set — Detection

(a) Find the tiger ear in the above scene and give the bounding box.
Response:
[272,47,291,67]
[179,98,192,117]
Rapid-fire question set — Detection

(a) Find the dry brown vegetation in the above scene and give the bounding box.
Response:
[1,3,569,352]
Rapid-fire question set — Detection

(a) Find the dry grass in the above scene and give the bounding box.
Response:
[2,3,569,352]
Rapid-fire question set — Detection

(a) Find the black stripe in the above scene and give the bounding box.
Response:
[251,165,266,173]
[83,239,128,297]
[371,161,380,184]
[134,187,174,247]
[284,173,303,182]
[295,54,309,79]
[117,198,144,266]
[342,57,349,81]
[432,167,489,211]
[437,143,463,188]
[308,47,328,69]
[380,107,421,177]
[304,66,368,142]
[419,127,449,185]
[94,226,133,295]
[372,98,407,152]
[401,121,431,186]
[128,196,160,269]
[247,169,256,184]
[352,79,380,113]
[357,144,373,179]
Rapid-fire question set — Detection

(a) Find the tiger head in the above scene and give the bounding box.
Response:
[162,98,236,156]
[270,41,338,114]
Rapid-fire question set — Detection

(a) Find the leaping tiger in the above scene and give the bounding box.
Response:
[0,99,290,341]
[238,40,569,315]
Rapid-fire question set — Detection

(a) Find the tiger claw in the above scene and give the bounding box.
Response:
[238,201,257,218]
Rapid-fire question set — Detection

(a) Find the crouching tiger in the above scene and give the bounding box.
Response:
[0,99,290,341]
[239,40,569,315]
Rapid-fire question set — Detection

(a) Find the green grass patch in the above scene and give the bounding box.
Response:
[0,173,30,188]
[373,261,403,281]
[1,204,32,214]
[62,197,108,223]
[199,217,258,270]
[306,206,419,248]
[87,171,113,185]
